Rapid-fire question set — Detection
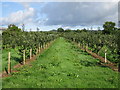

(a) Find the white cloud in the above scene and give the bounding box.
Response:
[40,2,118,26]
[0,7,35,25]
[1,1,118,29]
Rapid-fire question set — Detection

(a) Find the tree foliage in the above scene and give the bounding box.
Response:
[2,29,58,61]
[57,28,64,32]
[103,22,116,34]
[7,24,22,32]
[63,30,119,63]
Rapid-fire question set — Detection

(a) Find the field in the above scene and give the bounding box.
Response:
[1,1,120,89]
[2,38,118,88]
[2,48,20,72]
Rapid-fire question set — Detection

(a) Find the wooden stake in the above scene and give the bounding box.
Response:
[40,47,41,53]
[46,43,48,48]
[105,49,107,63]
[36,48,38,55]
[47,42,49,47]
[30,49,32,59]
[37,48,39,53]
[8,52,11,74]
[86,44,88,51]
[39,43,40,53]
[46,43,47,48]
[23,50,25,65]
[78,43,79,47]
[74,38,75,42]
[43,44,45,49]
[79,43,81,48]
[44,44,46,49]
[105,53,107,63]
[48,42,50,46]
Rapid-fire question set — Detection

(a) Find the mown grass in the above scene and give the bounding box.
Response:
[2,37,118,88]
[2,48,21,72]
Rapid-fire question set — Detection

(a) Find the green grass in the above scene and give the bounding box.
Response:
[2,48,21,72]
[2,37,118,88]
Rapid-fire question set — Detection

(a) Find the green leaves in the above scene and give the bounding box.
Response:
[63,31,119,63]
[103,22,116,34]
[3,30,57,62]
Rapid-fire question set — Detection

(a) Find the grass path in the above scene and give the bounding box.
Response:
[2,37,118,88]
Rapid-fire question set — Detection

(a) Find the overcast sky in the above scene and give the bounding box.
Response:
[0,0,119,31]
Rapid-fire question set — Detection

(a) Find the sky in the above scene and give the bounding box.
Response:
[0,0,119,31]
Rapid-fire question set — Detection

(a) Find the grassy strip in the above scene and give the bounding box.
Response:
[2,37,118,88]
[2,48,21,72]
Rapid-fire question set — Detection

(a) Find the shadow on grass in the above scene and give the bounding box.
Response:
[5,67,8,74]
[11,56,22,64]
[80,60,97,67]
